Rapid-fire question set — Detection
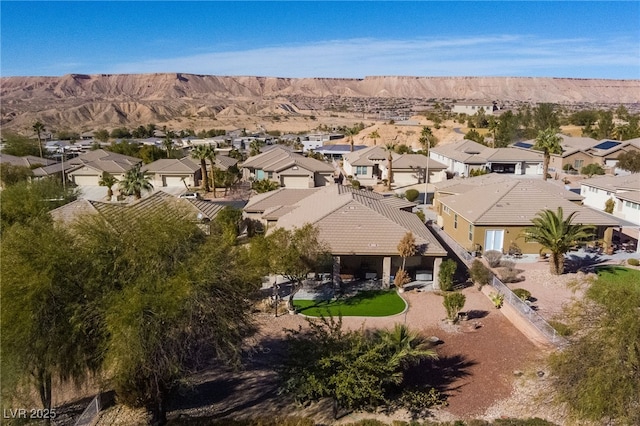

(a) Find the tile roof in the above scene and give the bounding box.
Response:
[0,154,57,167]
[580,174,640,192]
[392,154,448,170]
[432,140,543,164]
[251,185,447,256]
[440,179,619,227]
[66,149,140,174]
[243,188,320,212]
[143,157,200,173]
[343,145,397,166]
[241,145,333,173]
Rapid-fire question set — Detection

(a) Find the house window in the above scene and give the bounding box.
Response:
[469,224,474,241]
[443,205,450,215]
[267,172,273,179]
[355,166,367,175]
[454,214,458,229]
[574,159,584,169]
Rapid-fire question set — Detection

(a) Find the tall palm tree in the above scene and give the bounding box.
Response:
[419,126,437,152]
[249,140,262,157]
[383,139,397,191]
[533,128,563,181]
[487,117,499,148]
[119,164,153,200]
[98,172,118,201]
[191,145,210,192]
[523,207,595,275]
[368,130,380,146]
[33,121,45,158]
[345,127,358,152]
[162,135,174,159]
[204,145,217,198]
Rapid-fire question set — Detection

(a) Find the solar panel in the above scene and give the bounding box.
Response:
[513,141,533,149]
[593,140,621,150]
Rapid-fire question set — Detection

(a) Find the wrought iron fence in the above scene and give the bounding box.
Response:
[427,223,568,349]
[74,394,101,426]
[489,276,568,348]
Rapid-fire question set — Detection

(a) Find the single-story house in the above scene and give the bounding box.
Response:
[451,101,497,116]
[433,175,621,255]
[143,157,202,188]
[241,145,335,188]
[430,139,544,177]
[66,149,141,186]
[343,145,447,187]
[580,174,640,225]
[244,184,449,288]
[312,144,367,160]
[0,153,57,168]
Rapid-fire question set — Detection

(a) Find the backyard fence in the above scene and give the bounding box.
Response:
[427,223,568,349]
[74,394,101,426]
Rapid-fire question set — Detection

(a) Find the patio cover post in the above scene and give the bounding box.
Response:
[432,257,443,290]
[382,256,392,288]
[332,256,341,287]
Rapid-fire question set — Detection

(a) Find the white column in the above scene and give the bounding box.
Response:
[382,256,392,288]
[432,257,443,290]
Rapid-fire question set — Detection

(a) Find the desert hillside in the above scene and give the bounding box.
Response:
[1,73,639,133]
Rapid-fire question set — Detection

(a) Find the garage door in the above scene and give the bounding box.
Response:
[163,176,186,187]
[73,175,100,186]
[281,175,310,188]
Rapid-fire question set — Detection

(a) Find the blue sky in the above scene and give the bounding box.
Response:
[1,1,639,79]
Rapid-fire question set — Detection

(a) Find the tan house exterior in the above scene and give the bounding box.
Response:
[433,175,620,255]
[241,145,335,188]
[244,184,448,287]
[66,149,141,186]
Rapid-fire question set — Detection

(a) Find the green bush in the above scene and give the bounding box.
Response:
[580,163,605,177]
[512,288,531,301]
[469,259,492,288]
[415,210,426,223]
[548,320,573,337]
[404,189,420,202]
[438,259,457,291]
[351,179,361,189]
[627,258,640,266]
[443,292,466,321]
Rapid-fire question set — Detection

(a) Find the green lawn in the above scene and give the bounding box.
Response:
[293,290,406,317]
[596,266,640,286]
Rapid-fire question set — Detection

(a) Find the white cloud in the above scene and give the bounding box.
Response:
[104,35,639,79]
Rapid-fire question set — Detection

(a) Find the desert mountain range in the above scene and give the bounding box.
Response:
[1,74,639,133]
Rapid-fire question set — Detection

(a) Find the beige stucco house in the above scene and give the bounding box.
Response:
[66,149,141,186]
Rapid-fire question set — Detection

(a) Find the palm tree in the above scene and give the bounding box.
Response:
[345,127,358,152]
[368,130,380,146]
[487,117,499,148]
[383,139,397,191]
[191,145,210,192]
[419,126,437,152]
[397,232,417,272]
[523,207,595,275]
[119,164,153,200]
[33,121,45,158]
[375,324,437,369]
[533,128,563,181]
[162,135,174,158]
[204,145,217,198]
[98,172,118,201]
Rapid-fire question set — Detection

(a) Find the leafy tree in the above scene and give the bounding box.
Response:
[464,128,485,145]
[252,179,280,193]
[443,292,466,322]
[568,109,598,127]
[1,219,94,410]
[404,189,420,202]
[550,268,640,424]
[595,110,614,139]
[493,111,520,147]
[279,317,438,417]
[1,132,41,157]
[139,144,168,164]
[249,140,263,156]
[214,206,244,244]
[33,121,45,158]
[191,145,211,192]
[616,150,640,173]
[533,103,559,132]
[266,224,331,311]
[533,128,563,181]
[418,126,438,151]
[106,140,141,158]
[523,207,594,275]
[395,144,412,154]
[55,130,80,141]
[110,127,132,139]
[0,178,77,231]
[604,198,615,214]
[580,163,605,177]
[98,172,118,201]
[93,129,110,142]
[118,163,153,199]
[0,164,33,187]
[469,259,493,289]
[438,259,457,291]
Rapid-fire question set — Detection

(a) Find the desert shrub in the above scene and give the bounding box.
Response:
[490,292,504,308]
[548,320,573,337]
[395,387,445,420]
[580,163,605,177]
[469,260,492,289]
[415,210,426,223]
[604,197,615,214]
[351,179,361,189]
[438,259,457,291]
[512,288,531,301]
[394,269,410,288]
[443,292,466,322]
[404,189,420,202]
[484,250,502,267]
[498,261,523,283]
[627,258,640,266]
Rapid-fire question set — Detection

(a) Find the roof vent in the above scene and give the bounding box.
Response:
[368,243,379,247]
